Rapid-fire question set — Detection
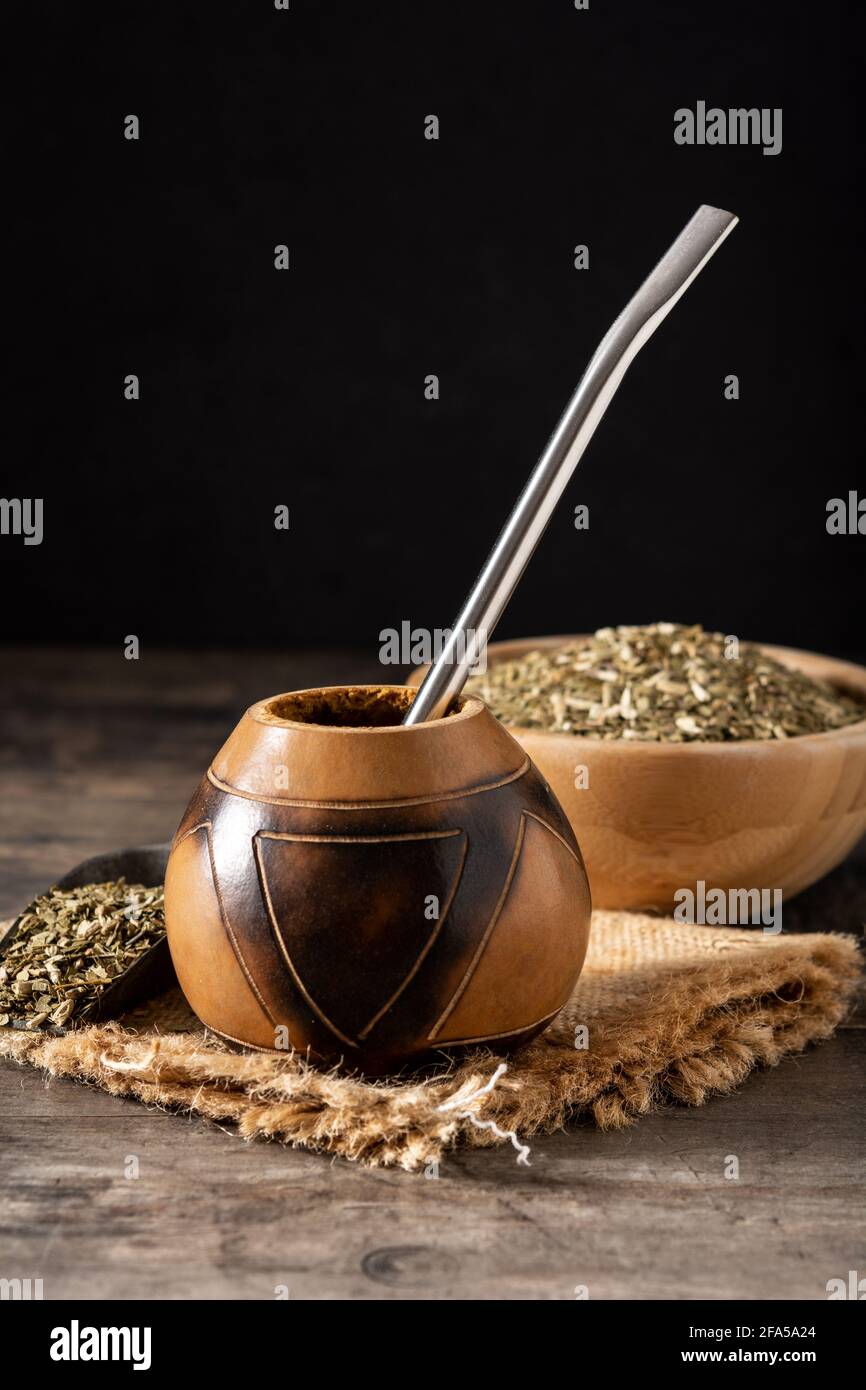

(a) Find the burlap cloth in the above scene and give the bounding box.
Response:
[0,912,860,1170]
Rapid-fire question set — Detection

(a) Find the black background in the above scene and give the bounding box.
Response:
[7,0,864,657]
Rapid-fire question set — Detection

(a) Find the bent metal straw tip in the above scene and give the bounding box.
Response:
[405,204,739,725]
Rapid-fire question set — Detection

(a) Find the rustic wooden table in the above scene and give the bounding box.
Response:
[1,647,863,1301]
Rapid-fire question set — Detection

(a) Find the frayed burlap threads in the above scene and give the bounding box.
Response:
[0,912,861,1170]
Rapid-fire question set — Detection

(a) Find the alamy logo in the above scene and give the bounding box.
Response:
[0,498,43,545]
[826,492,865,535]
[50,1320,152,1371]
[673,880,782,934]
[674,102,782,156]
[826,1270,865,1300]
[379,622,487,673]
[0,1277,43,1299]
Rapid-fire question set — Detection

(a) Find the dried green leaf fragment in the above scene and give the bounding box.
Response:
[0,879,165,1031]
[466,623,866,742]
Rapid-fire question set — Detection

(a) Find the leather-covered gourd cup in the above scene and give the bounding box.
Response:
[164,685,592,1075]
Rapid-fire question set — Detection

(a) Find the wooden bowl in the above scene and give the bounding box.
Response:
[163,685,591,1074]
[409,641,866,911]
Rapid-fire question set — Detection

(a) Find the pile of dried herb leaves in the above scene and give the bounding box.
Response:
[467,623,866,741]
[0,879,165,1029]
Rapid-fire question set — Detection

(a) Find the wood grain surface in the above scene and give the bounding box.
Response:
[1,646,864,1301]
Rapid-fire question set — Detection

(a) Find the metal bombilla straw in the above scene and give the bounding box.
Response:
[404,204,739,726]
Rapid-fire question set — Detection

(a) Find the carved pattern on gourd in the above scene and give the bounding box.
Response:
[430,812,585,1044]
[253,829,469,1046]
[172,820,275,1025]
[207,759,529,808]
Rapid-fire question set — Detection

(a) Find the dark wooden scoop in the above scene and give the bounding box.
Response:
[1,844,174,1034]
